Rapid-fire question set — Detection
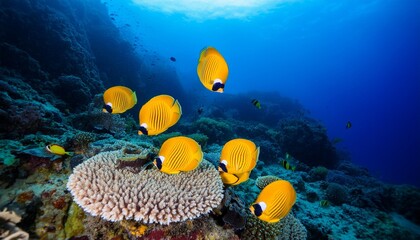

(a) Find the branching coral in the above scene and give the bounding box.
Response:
[0,208,29,240]
[67,150,224,225]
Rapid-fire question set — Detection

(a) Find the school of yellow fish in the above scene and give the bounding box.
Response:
[80,46,296,223]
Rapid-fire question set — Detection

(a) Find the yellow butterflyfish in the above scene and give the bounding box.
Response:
[154,136,203,174]
[197,47,229,93]
[138,95,182,136]
[103,86,137,114]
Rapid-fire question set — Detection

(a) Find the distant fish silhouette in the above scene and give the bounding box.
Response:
[281,159,296,171]
[197,107,204,115]
[346,121,352,129]
[320,200,330,207]
[170,57,176,62]
[251,99,261,109]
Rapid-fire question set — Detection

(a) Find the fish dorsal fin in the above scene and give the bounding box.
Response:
[198,47,208,62]
[157,95,175,107]
[205,47,220,57]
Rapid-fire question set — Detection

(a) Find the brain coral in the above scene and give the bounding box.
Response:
[241,213,307,240]
[67,151,224,225]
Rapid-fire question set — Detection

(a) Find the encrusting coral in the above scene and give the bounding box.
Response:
[67,150,224,225]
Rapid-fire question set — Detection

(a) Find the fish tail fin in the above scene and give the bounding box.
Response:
[65,151,74,157]
[132,91,138,105]
[255,146,260,162]
[172,99,182,115]
[169,100,182,126]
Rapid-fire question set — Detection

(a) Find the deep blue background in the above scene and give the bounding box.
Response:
[106,0,420,186]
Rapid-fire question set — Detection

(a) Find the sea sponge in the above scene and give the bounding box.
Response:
[67,150,224,225]
[255,175,281,189]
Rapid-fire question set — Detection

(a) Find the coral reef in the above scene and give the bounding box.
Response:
[0,208,29,240]
[65,131,97,154]
[241,213,307,240]
[67,150,224,224]
[276,118,338,168]
[0,0,419,239]
[192,117,234,144]
[70,111,127,137]
[325,183,349,206]
[255,175,282,189]
[308,166,328,182]
[0,76,66,138]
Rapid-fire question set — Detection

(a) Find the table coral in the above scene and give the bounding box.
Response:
[67,150,224,224]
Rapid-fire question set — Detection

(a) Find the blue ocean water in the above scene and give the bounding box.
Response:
[105,0,420,186]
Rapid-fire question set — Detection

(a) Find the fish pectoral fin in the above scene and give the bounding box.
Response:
[235,171,251,185]
[220,172,240,185]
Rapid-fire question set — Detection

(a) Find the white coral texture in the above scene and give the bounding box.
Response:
[67,151,224,225]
